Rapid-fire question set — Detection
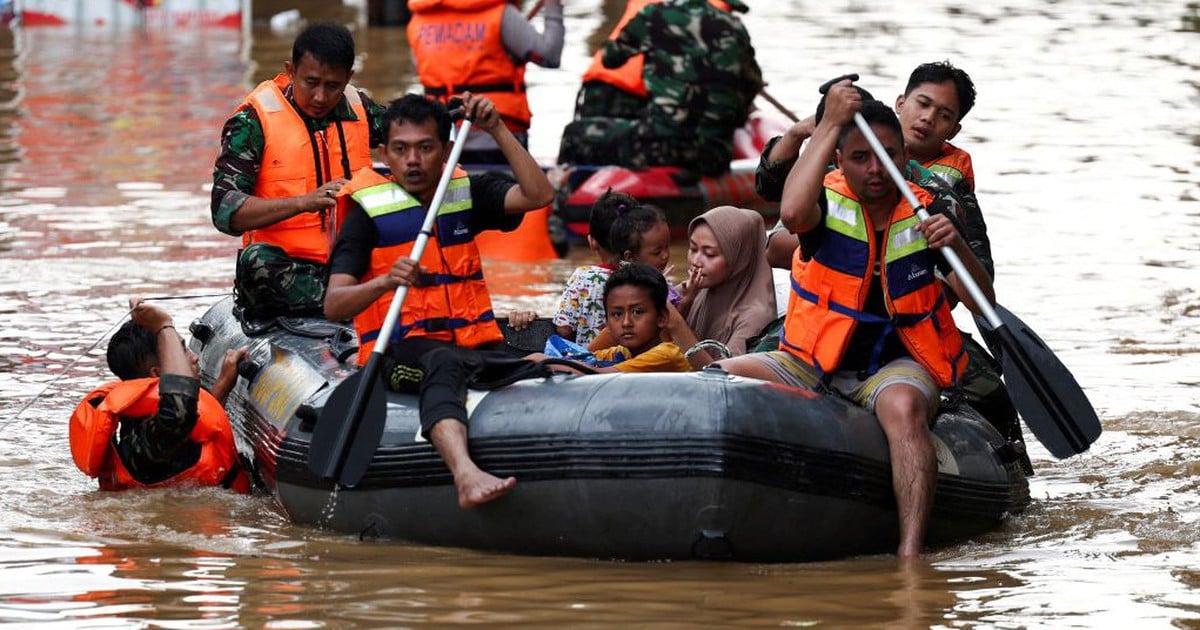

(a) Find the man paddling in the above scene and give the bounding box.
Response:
[758,63,991,278]
[324,94,554,508]
[716,84,995,558]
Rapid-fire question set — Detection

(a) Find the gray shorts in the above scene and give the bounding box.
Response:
[743,351,941,416]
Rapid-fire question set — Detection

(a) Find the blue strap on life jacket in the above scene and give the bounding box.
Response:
[789,274,943,380]
[361,310,497,345]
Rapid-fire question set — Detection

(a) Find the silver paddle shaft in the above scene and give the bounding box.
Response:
[373,118,473,356]
[851,113,1001,329]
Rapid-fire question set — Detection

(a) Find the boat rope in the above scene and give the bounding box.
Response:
[0,292,231,431]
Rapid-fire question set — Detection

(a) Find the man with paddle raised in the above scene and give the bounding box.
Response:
[716,81,995,558]
[323,93,554,506]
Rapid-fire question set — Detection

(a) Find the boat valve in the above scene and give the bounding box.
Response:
[237,359,262,383]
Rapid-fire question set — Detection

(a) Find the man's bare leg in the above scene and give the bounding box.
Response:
[873,385,936,558]
[428,419,515,508]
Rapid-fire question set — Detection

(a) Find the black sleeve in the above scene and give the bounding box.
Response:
[796,194,827,262]
[754,135,794,202]
[469,171,524,233]
[329,202,378,279]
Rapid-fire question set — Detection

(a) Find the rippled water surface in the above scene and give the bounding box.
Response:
[0,1,1197,626]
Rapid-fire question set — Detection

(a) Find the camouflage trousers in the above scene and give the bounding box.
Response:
[557,117,731,177]
[572,81,648,120]
[234,243,327,320]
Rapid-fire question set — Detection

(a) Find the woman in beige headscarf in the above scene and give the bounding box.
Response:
[679,205,778,358]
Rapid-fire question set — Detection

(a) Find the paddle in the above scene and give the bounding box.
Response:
[759,88,800,123]
[848,103,1101,458]
[308,116,474,487]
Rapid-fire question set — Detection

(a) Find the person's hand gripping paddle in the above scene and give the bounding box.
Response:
[830,75,1101,458]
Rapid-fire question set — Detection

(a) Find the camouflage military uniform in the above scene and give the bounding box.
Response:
[113,373,202,483]
[558,0,763,177]
[211,87,387,319]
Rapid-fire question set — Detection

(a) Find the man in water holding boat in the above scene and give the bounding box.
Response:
[324,93,554,508]
[69,299,252,493]
[211,23,387,321]
[716,83,995,558]
[557,0,762,177]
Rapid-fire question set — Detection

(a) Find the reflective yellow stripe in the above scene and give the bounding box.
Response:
[355,183,421,218]
[884,216,927,263]
[825,189,868,242]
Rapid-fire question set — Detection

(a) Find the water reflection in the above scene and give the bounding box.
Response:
[0,0,1198,626]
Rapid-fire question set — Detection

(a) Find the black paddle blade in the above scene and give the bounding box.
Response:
[974,304,1102,459]
[306,358,388,487]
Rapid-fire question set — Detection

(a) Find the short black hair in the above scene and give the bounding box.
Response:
[904,61,976,121]
[292,23,356,73]
[590,189,640,253]
[603,262,668,314]
[382,94,452,142]
[609,204,667,261]
[106,321,156,381]
[838,99,902,148]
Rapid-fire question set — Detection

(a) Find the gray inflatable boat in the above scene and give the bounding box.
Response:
[190,297,1030,561]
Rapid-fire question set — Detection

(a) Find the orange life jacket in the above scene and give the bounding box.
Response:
[407,0,532,133]
[779,171,966,387]
[580,0,658,98]
[344,167,503,363]
[69,378,251,493]
[239,73,373,263]
[922,141,975,193]
[580,0,735,98]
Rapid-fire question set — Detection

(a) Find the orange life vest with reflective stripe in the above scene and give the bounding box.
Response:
[922,141,975,193]
[580,0,736,98]
[407,0,531,133]
[69,378,251,493]
[779,171,966,387]
[344,168,503,363]
[239,73,373,263]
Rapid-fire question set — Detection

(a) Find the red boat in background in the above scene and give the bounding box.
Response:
[467,111,791,261]
[558,111,788,238]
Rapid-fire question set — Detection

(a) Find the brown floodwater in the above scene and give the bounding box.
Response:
[0,0,1197,626]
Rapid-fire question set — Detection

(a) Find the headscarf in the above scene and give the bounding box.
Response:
[685,206,777,355]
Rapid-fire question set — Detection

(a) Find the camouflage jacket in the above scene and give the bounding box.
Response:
[211,87,387,235]
[602,0,763,143]
[113,373,201,481]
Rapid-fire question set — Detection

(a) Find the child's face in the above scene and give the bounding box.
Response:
[629,220,672,272]
[605,285,666,356]
[894,80,962,161]
[687,223,730,290]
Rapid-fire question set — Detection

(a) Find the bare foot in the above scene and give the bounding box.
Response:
[456,469,516,508]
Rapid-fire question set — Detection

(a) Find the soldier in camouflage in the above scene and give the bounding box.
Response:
[558,0,763,177]
[211,23,388,320]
